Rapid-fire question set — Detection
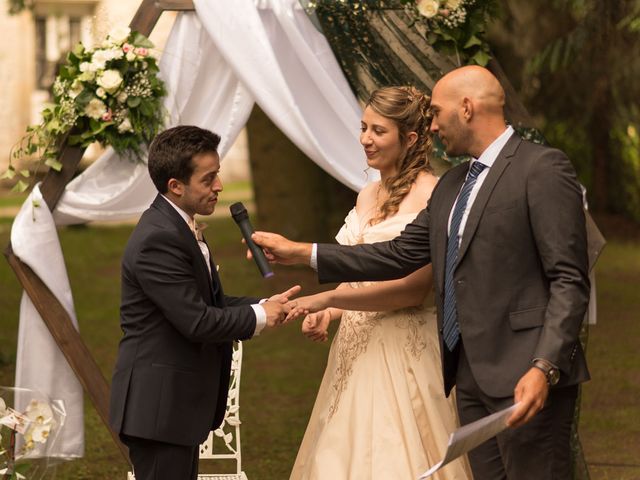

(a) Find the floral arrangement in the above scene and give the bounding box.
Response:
[403,0,499,66]
[3,26,167,192]
[0,390,63,480]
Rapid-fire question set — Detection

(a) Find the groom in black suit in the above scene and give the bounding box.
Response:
[109,126,297,480]
[253,66,590,479]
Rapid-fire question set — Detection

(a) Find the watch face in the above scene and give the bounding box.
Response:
[548,368,560,385]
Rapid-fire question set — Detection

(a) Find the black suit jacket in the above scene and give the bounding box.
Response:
[109,195,258,446]
[318,134,590,398]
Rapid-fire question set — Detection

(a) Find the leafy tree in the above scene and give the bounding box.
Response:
[492,0,640,219]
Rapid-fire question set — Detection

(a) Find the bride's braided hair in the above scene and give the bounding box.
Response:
[367,86,433,225]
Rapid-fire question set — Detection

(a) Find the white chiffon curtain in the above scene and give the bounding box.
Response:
[11,1,369,457]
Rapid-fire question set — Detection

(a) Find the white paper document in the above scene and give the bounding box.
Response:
[418,403,520,479]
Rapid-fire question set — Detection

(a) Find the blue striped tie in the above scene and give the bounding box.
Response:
[442,161,488,351]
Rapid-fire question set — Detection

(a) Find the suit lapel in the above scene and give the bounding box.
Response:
[434,164,468,289]
[152,195,216,303]
[456,135,521,265]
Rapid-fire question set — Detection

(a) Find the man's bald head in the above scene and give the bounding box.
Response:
[435,65,505,114]
[430,66,508,158]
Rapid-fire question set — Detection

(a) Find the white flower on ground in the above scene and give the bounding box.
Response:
[97,69,123,94]
[108,26,131,45]
[417,0,440,17]
[85,98,107,120]
[117,117,133,133]
[25,400,53,426]
[30,423,52,443]
[445,0,462,9]
[117,91,128,103]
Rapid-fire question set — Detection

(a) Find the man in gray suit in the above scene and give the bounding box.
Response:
[109,126,298,480]
[253,66,590,479]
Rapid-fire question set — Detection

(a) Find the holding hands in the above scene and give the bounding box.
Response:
[262,285,302,328]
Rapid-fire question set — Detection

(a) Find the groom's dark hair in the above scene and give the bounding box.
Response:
[148,125,221,194]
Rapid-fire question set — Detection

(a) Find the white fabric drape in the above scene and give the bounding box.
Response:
[11,1,367,458]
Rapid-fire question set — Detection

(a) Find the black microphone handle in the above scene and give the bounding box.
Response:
[236,219,274,278]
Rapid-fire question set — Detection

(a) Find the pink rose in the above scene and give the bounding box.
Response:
[101,110,113,122]
[440,8,450,16]
[122,43,134,53]
[134,47,149,57]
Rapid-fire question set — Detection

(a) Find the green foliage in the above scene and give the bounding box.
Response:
[7,0,31,15]
[3,27,167,193]
[401,0,501,66]
[518,0,640,216]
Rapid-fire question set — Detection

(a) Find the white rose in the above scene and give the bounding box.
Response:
[79,62,97,73]
[108,48,124,60]
[97,69,123,94]
[126,51,136,62]
[117,91,128,103]
[417,0,440,18]
[96,87,107,98]
[84,98,107,120]
[118,117,133,133]
[91,50,111,70]
[445,0,462,9]
[108,26,131,45]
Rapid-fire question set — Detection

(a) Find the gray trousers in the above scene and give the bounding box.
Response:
[456,343,578,480]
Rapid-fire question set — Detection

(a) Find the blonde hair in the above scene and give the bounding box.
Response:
[367,86,433,225]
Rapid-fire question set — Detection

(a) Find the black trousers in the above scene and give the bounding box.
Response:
[455,343,578,480]
[121,434,199,480]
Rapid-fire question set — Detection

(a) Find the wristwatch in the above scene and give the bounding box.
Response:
[532,359,560,386]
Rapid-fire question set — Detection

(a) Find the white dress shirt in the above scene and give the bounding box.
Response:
[161,195,266,335]
[447,126,515,244]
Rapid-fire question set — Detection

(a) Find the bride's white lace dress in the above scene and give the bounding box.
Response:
[290,208,471,480]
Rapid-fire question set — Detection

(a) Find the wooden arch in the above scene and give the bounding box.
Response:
[4,0,196,464]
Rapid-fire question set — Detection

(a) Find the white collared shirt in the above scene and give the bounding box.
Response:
[160,195,266,335]
[447,126,515,245]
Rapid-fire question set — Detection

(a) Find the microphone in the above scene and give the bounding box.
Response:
[230,202,274,278]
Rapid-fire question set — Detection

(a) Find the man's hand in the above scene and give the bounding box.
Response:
[301,310,332,342]
[268,285,302,304]
[261,301,292,328]
[250,232,313,266]
[507,368,549,428]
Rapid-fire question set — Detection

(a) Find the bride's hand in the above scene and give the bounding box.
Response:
[285,292,331,322]
[302,310,331,342]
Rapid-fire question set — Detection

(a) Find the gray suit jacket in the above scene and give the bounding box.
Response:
[318,134,590,398]
[109,195,258,446]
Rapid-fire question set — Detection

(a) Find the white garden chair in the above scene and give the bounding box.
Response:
[128,341,248,479]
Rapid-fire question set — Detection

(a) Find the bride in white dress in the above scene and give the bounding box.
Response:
[289,87,471,480]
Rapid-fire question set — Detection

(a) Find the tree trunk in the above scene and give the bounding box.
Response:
[246,106,356,242]
[589,75,611,211]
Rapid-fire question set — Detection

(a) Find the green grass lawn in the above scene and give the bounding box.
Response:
[0,215,638,479]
